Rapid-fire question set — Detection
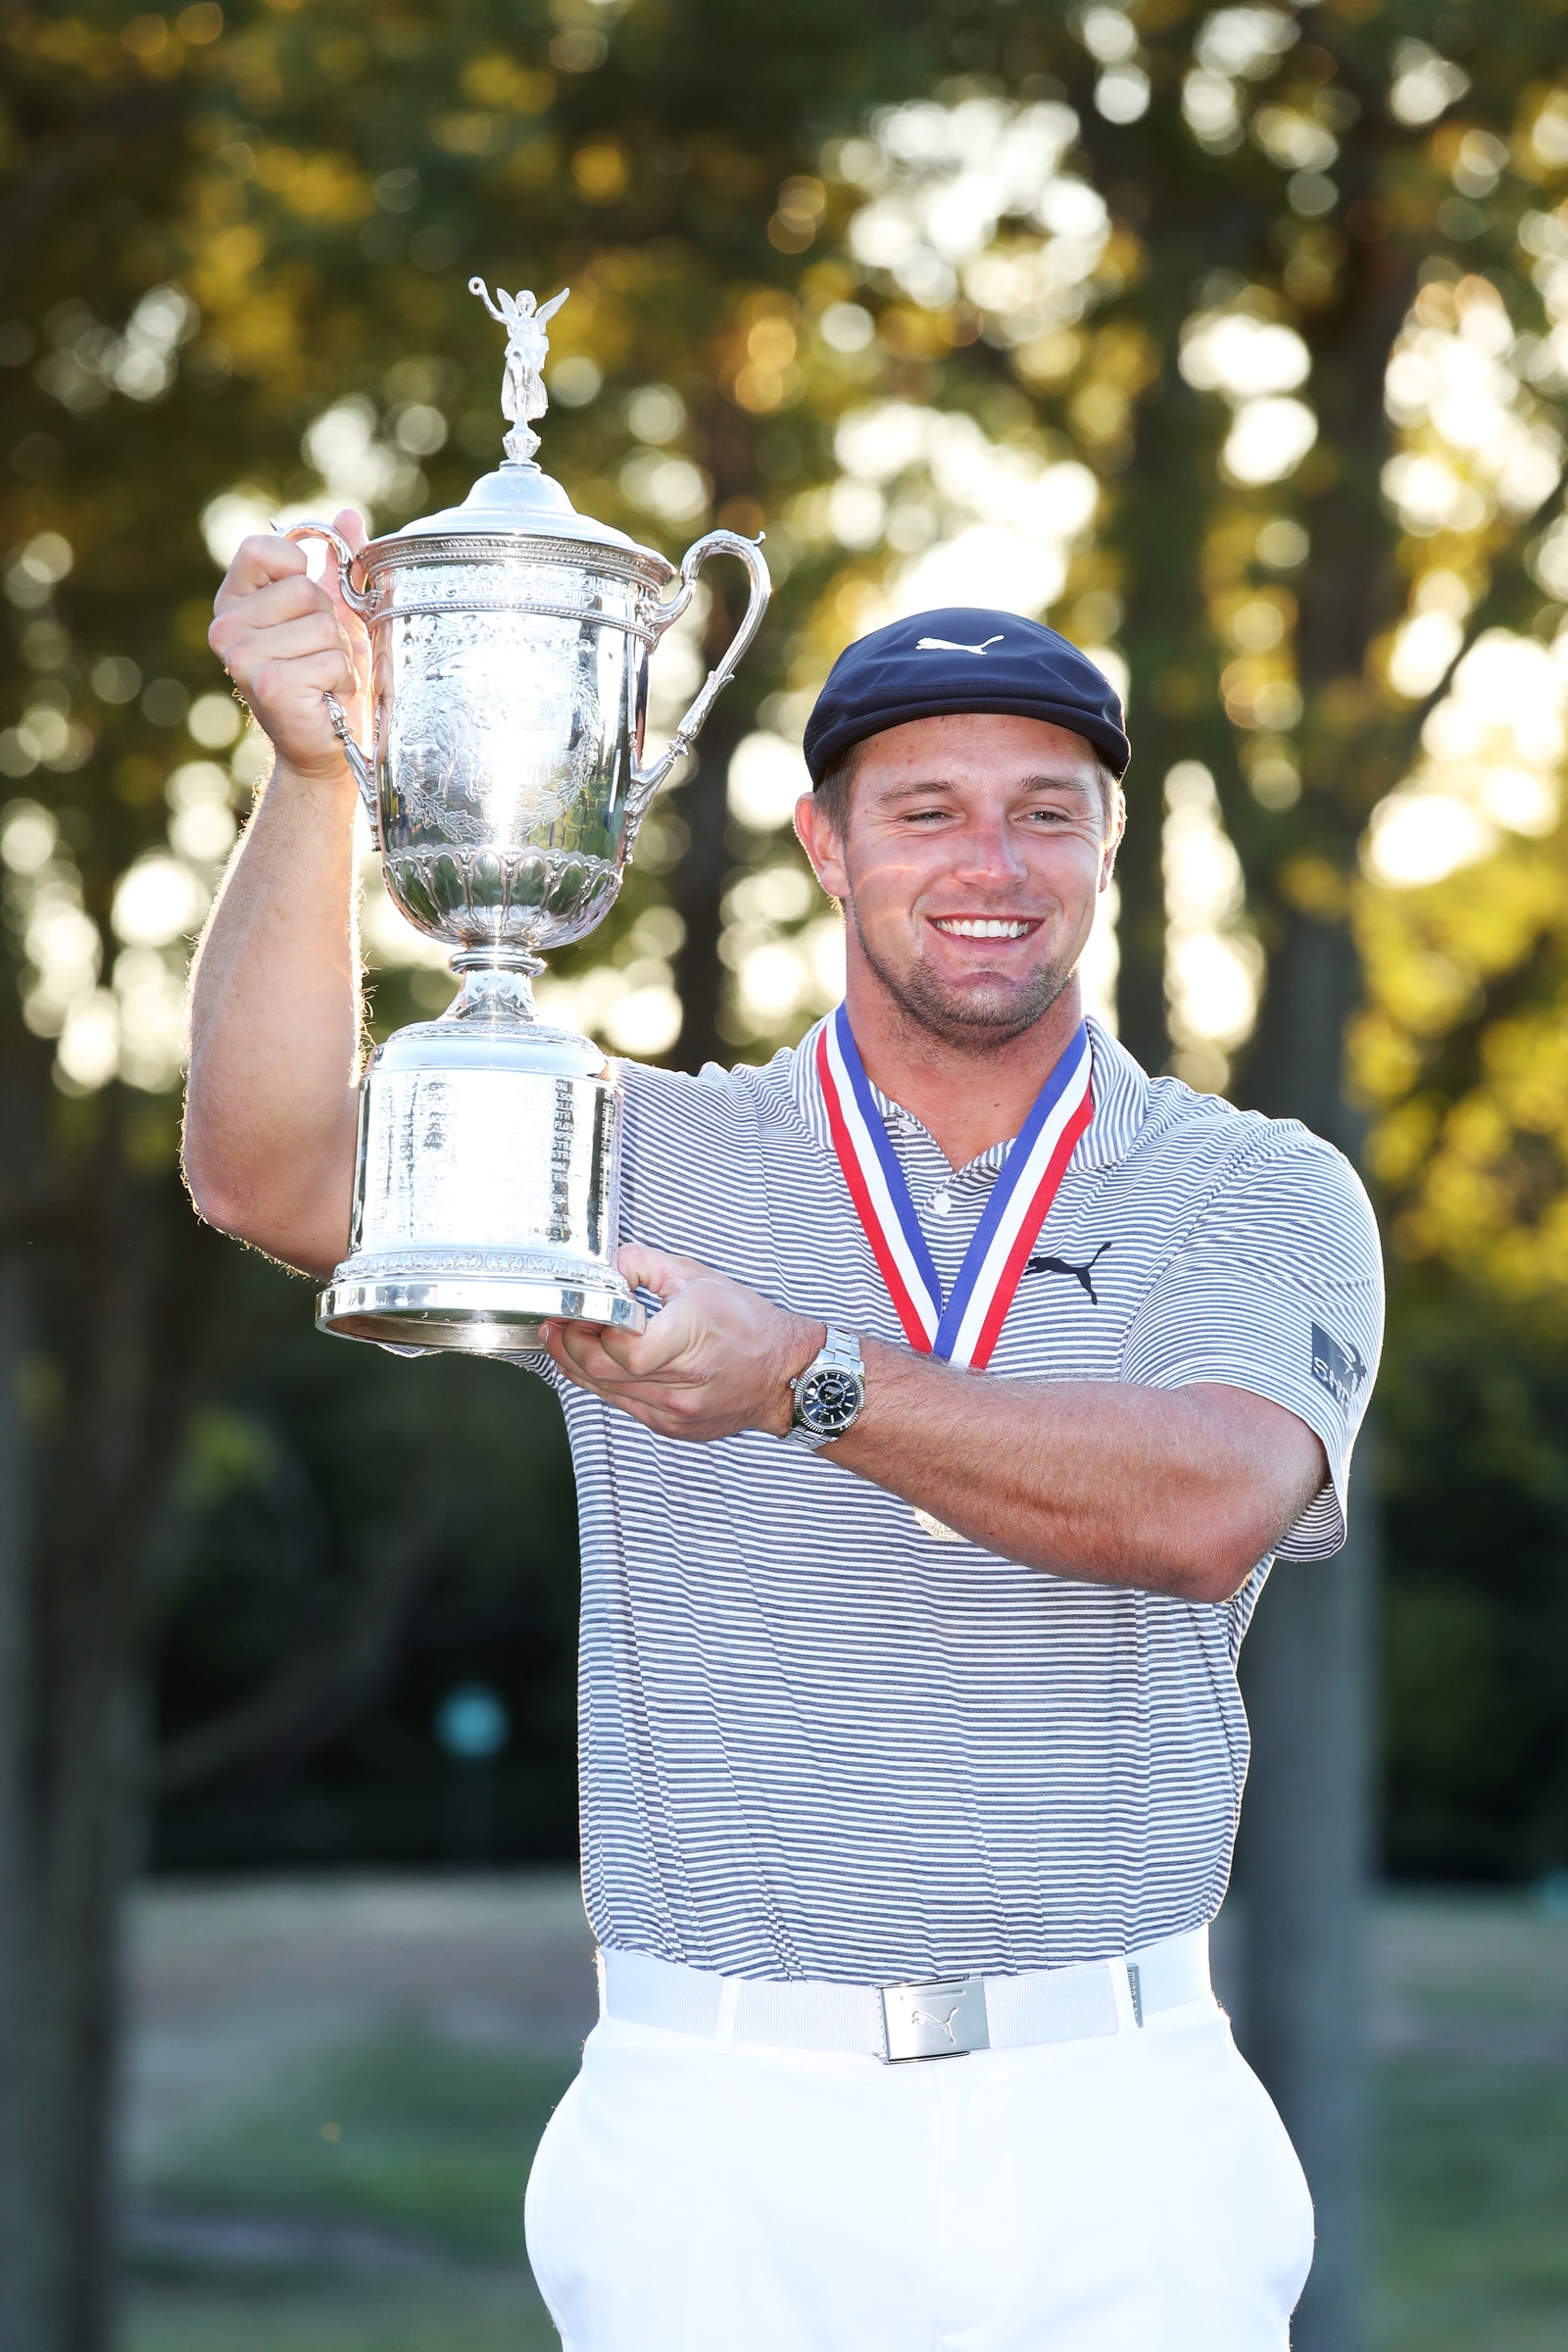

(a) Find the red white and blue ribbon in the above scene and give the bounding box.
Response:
[816,1005,1094,1372]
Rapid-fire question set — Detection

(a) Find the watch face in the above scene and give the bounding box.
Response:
[799,1366,863,1435]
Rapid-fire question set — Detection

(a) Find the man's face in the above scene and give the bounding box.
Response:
[797,712,1121,1048]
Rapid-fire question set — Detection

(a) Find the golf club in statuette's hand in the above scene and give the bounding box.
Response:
[277,275,770,1358]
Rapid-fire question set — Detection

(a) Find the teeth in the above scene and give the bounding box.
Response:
[935,917,1031,939]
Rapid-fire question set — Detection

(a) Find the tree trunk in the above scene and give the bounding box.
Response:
[669,679,749,1076]
[1108,703,1167,1075]
[30,1643,141,2352]
[0,1250,137,2352]
[1101,285,1234,1076]
[1220,159,1413,2349]
[0,1164,222,2352]
[1239,1478,1376,2352]
[1240,906,1375,2352]
[0,1252,39,2349]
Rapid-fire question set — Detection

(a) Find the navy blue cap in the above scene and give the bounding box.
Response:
[803,607,1130,784]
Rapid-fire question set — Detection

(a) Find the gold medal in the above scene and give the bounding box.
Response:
[913,1506,965,1543]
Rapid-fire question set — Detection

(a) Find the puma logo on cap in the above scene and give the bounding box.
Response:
[915,633,1004,656]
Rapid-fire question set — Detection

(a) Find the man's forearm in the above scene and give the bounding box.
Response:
[183,759,362,1276]
[828,1341,1327,1603]
[543,1248,1330,1602]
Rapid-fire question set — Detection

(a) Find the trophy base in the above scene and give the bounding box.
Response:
[317,1269,646,1357]
[330,988,641,1359]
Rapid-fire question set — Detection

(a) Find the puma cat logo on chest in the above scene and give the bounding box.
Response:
[1026,1241,1111,1304]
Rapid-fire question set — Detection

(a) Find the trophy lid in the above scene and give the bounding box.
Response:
[378,278,663,565]
[387,455,651,554]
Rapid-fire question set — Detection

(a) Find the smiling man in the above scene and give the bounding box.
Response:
[186,567,1384,2352]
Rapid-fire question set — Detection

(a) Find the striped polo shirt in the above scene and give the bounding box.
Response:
[528,1014,1384,1984]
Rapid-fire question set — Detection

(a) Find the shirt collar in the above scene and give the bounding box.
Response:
[787,1010,1150,1174]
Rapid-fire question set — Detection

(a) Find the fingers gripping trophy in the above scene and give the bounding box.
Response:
[280,278,770,1357]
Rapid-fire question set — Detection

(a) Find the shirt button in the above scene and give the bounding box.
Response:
[930,1192,953,1217]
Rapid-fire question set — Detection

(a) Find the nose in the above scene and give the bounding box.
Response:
[948,808,1029,894]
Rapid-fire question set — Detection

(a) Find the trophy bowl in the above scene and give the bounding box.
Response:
[282,277,770,1356]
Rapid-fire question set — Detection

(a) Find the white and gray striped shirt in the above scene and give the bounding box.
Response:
[530,1015,1383,1984]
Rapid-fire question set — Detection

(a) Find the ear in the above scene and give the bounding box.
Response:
[794,791,849,901]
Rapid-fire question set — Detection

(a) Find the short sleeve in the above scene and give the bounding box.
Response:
[1119,1131,1384,1560]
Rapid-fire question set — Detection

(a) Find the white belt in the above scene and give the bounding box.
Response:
[600,1927,1211,2065]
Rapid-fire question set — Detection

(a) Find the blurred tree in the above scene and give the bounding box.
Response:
[0,5,956,2347]
[6,3,1568,2350]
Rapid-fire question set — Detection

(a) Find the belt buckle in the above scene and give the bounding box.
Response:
[879,1974,989,2063]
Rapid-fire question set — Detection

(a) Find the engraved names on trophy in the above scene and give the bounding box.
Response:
[357,1069,613,1258]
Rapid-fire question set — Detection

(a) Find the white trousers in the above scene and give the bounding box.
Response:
[524,1990,1314,2351]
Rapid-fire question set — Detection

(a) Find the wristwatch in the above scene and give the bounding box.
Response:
[786,1327,866,1448]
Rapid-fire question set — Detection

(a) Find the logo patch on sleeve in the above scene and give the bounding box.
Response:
[1311,1322,1367,1409]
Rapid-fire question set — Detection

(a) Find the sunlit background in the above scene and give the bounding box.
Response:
[8,25,1568,1144]
[5,9,1568,2352]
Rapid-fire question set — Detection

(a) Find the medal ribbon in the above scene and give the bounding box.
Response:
[816,1005,1094,1372]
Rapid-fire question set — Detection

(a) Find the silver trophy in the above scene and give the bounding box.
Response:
[282,278,770,1355]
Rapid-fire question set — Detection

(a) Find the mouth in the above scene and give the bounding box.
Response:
[929,915,1040,942]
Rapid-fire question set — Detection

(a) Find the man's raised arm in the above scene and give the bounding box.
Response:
[182,509,370,1279]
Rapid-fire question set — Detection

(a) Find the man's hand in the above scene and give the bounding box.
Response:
[208,507,369,782]
[542,1246,824,1441]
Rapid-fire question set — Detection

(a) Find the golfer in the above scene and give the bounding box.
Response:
[188,517,1383,2352]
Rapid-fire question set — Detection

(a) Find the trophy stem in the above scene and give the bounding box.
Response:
[444,949,544,1024]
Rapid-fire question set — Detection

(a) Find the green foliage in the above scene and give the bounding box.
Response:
[146,2029,571,2259]
[1357,828,1568,1295]
[131,2019,570,2348]
[152,1250,582,1869]
[1380,1282,1568,1878]
[1375,2058,1568,2349]
[129,2287,560,2352]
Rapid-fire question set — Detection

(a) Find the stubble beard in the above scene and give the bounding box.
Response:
[845,895,1078,1051]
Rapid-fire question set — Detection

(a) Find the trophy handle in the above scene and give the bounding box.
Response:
[630,530,772,802]
[273,521,381,852]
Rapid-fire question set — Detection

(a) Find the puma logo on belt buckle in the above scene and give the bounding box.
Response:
[880,1975,990,2062]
